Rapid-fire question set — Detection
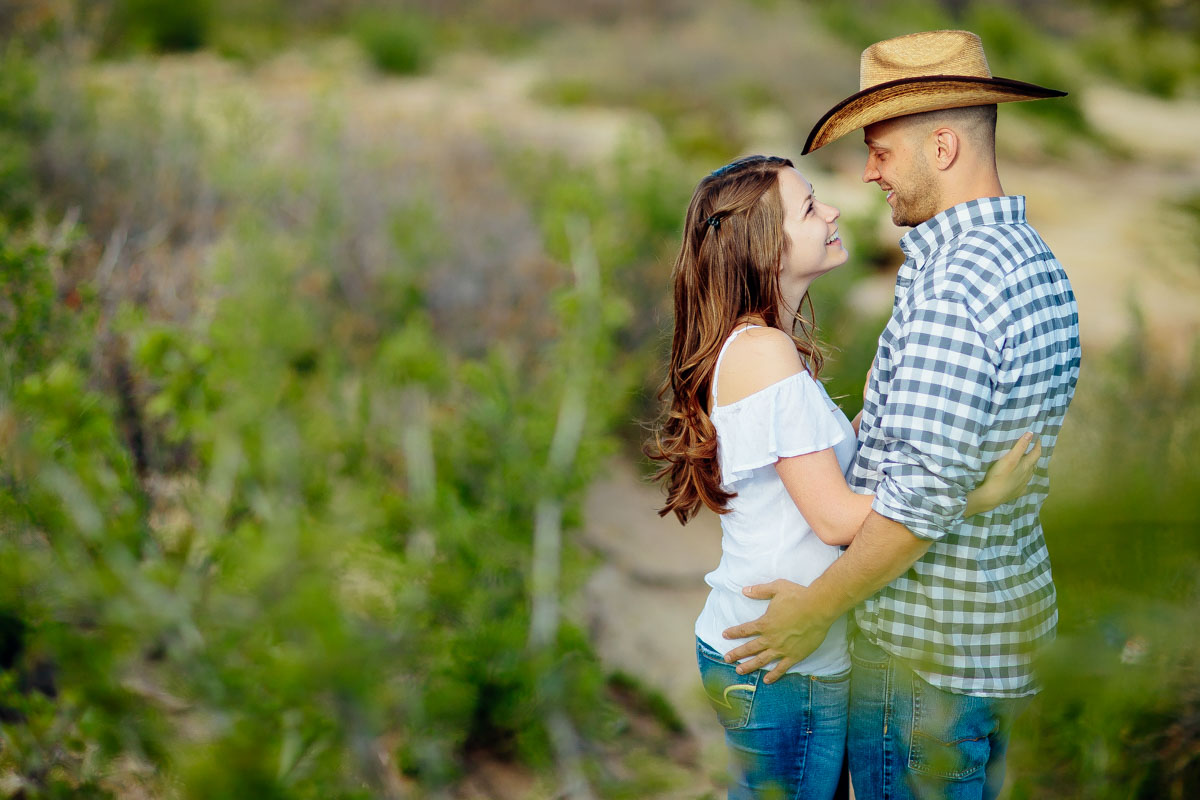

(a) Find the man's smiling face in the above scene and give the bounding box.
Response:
[861,116,941,228]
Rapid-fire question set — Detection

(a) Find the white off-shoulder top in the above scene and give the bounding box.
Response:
[693,325,858,676]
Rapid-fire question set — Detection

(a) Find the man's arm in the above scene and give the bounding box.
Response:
[721,510,929,682]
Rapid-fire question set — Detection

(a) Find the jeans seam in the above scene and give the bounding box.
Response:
[882,647,895,800]
[787,678,814,800]
[908,672,921,780]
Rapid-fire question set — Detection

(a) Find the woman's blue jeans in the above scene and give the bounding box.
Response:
[846,631,1030,800]
[697,638,849,800]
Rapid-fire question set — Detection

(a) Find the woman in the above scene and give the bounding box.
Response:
[646,155,1039,800]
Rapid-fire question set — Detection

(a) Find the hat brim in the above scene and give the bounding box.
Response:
[802,75,1066,155]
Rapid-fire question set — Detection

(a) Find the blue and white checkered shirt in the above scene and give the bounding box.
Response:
[849,196,1081,697]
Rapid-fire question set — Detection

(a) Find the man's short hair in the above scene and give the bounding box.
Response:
[902,104,998,154]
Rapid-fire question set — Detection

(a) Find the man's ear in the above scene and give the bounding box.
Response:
[931,127,959,171]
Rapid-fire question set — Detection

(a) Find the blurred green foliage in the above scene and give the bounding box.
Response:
[1174,191,1200,266]
[350,9,437,75]
[99,0,214,54]
[0,39,691,799]
[1087,0,1200,36]
[0,46,45,224]
[1077,22,1199,99]
[1008,314,1200,798]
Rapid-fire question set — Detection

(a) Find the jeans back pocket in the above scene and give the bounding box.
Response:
[696,639,760,730]
[908,674,995,781]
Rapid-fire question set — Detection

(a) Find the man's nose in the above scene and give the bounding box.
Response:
[862,161,879,183]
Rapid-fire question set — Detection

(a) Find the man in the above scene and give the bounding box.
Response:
[720,30,1082,799]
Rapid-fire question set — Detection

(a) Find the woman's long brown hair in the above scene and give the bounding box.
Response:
[647,155,824,524]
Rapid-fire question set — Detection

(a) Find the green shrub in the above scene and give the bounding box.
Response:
[0,46,46,224]
[352,10,438,76]
[1078,22,1200,99]
[104,0,214,54]
[0,229,155,798]
[0,210,646,795]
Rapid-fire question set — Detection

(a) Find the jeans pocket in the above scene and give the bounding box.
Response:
[811,667,852,684]
[908,675,995,781]
[696,640,760,730]
[849,632,889,669]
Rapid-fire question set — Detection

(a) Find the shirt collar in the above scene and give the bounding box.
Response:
[899,196,1026,265]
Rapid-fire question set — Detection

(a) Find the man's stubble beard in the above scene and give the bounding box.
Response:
[890,150,941,228]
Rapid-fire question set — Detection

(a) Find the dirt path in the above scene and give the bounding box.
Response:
[579,459,724,753]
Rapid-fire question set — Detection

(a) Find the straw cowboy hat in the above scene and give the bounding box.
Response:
[802,30,1066,154]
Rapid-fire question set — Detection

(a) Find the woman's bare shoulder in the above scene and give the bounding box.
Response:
[715,327,804,407]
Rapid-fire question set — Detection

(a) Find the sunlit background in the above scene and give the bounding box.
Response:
[0,0,1197,797]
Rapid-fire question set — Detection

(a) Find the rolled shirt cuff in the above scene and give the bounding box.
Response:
[871,474,962,541]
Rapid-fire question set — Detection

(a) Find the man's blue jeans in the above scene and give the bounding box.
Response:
[697,637,849,800]
[847,631,1031,800]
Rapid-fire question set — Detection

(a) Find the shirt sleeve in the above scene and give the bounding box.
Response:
[869,296,1000,540]
[715,371,847,487]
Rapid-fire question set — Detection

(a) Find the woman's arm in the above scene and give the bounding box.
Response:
[777,432,1042,546]
[775,451,873,546]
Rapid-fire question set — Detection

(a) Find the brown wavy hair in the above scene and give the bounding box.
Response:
[646,155,824,524]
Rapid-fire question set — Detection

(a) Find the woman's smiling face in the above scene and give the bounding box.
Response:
[777,167,849,282]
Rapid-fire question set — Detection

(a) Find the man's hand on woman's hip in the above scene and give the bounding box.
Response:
[720,511,933,685]
[720,579,837,684]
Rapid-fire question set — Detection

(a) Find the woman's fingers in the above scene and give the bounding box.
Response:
[1003,439,1042,502]
[1023,440,1042,480]
[997,432,1034,472]
[1017,440,1042,477]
